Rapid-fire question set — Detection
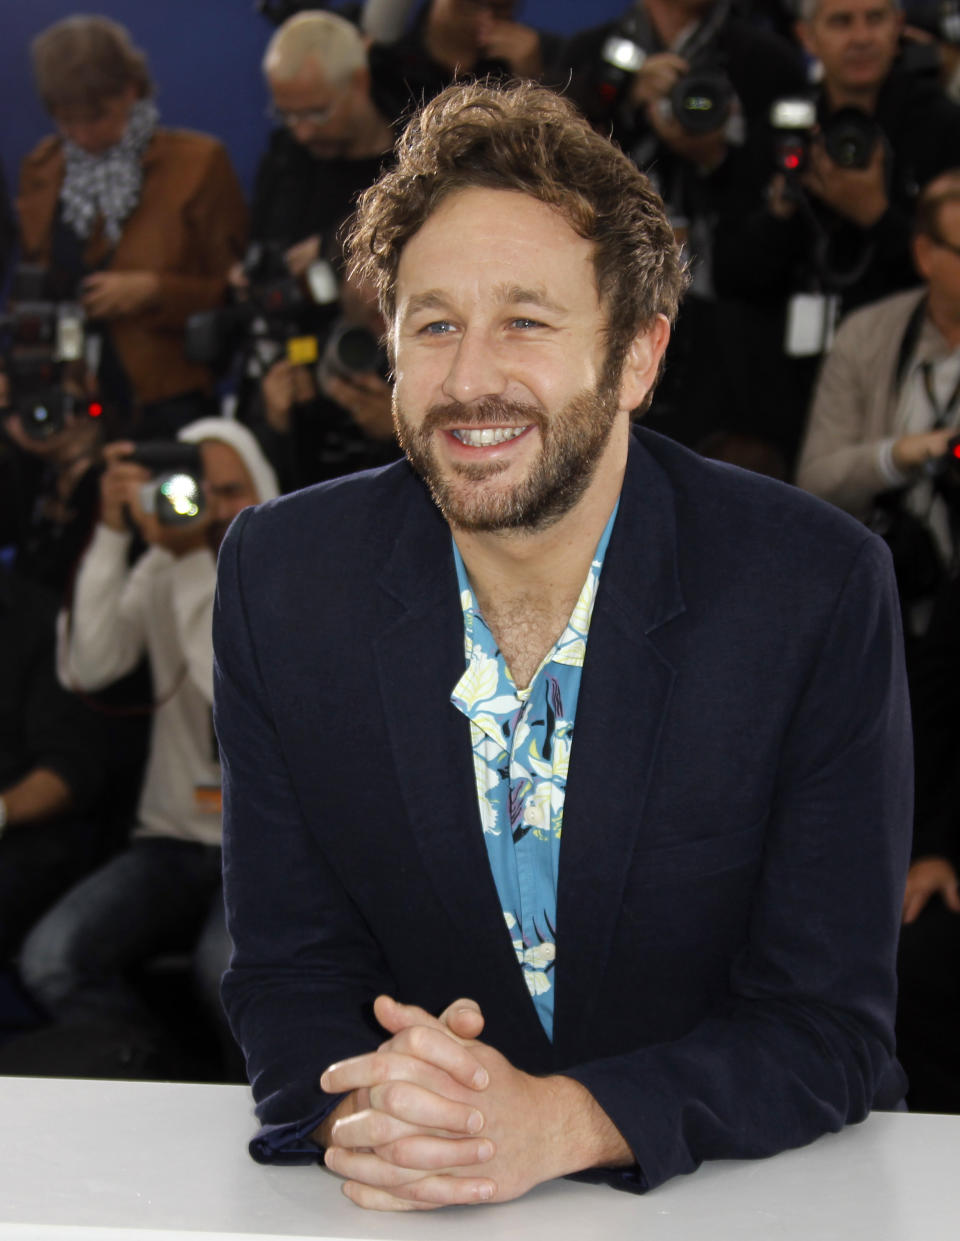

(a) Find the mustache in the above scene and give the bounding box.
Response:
[420,397,547,434]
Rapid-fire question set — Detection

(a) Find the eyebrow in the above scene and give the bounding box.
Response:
[400,284,569,322]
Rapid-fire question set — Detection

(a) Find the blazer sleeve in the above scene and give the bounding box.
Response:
[561,534,912,1192]
[214,507,396,1133]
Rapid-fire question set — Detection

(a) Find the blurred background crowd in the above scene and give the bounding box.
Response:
[1,0,959,1114]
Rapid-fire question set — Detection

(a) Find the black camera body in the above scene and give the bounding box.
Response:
[0,265,87,440]
[593,14,733,134]
[185,240,339,371]
[770,98,881,175]
[127,442,206,527]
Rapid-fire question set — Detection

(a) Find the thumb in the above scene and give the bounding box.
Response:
[440,997,486,1040]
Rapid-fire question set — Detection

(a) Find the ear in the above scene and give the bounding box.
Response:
[795,21,816,59]
[617,314,671,414]
[913,234,934,283]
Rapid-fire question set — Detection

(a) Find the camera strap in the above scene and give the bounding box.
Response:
[920,360,960,430]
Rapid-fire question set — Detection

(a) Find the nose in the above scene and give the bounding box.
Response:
[440,327,508,405]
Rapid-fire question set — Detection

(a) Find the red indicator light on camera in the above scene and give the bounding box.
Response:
[785,153,801,171]
[952,442,960,460]
[88,402,103,418]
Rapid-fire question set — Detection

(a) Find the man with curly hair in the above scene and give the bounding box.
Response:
[214,79,911,1209]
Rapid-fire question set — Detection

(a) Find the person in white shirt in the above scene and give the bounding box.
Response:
[18,417,278,1072]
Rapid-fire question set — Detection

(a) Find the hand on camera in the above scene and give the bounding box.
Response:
[82,271,161,318]
[802,139,887,228]
[261,359,317,433]
[630,55,728,172]
[284,236,322,278]
[891,428,955,474]
[902,856,960,924]
[321,370,395,440]
[476,14,542,77]
[99,440,210,556]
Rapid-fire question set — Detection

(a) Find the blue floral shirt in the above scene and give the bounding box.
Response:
[450,505,618,1039]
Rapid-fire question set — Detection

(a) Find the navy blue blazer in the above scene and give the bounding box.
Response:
[214,428,912,1193]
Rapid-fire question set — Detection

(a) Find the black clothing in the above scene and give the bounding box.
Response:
[374,4,564,111]
[249,130,388,259]
[896,573,960,1114]
[558,5,806,221]
[0,570,108,956]
[709,67,960,470]
[714,69,960,313]
[556,5,806,460]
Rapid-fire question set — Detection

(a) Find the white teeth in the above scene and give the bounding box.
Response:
[452,426,526,447]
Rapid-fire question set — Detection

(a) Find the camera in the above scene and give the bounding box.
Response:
[822,108,881,170]
[185,240,339,371]
[591,8,734,134]
[769,98,881,174]
[0,264,92,440]
[770,96,816,175]
[126,442,205,527]
[319,319,389,386]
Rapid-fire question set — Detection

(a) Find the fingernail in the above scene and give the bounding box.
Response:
[467,1109,484,1133]
[477,1183,494,1201]
[477,1140,494,1162]
[472,1067,489,1089]
[318,1073,329,1091]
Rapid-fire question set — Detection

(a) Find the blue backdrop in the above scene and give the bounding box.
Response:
[0,2,625,200]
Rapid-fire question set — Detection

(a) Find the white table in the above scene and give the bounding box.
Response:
[0,1075,957,1240]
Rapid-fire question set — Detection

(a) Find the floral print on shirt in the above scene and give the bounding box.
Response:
[450,505,618,1038]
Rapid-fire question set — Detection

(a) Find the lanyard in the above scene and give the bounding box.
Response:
[920,358,960,430]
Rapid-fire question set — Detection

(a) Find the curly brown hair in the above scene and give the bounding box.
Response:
[346,79,687,388]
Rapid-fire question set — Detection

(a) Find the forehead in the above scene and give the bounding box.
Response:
[395,188,600,308]
[936,199,960,239]
[268,57,333,102]
[811,0,896,19]
[199,440,255,488]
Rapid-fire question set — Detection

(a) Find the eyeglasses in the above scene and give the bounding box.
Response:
[267,100,340,129]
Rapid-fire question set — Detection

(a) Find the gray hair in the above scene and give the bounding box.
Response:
[262,11,367,87]
[797,0,900,21]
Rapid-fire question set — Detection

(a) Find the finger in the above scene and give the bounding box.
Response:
[338,1168,496,1210]
[328,1140,493,1186]
[943,883,960,914]
[438,997,486,1041]
[322,1043,479,1097]
[375,1133,494,1171]
[902,891,926,924]
[329,1080,483,1135]
[376,1025,488,1090]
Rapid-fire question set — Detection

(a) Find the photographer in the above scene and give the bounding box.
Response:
[0,566,106,964]
[16,16,248,436]
[797,171,960,636]
[557,0,806,451]
[17,418,278,1077]
[712,0,960,466]
[233,10,400,487]
[377,0,562,100]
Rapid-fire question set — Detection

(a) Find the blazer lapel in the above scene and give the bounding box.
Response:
[554,434,685,1058]
[373,484,543,1044]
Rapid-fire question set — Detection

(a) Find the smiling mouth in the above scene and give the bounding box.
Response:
[450,426,529,447]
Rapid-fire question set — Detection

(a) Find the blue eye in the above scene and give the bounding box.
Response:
[511,318,543,330]
[423,321,455,335]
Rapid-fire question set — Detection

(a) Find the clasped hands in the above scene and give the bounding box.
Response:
[316,994,630,1211]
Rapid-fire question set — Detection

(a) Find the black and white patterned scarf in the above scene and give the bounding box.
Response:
[60,98,158,243]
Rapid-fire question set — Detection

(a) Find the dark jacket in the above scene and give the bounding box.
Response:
[214,428,911,1192]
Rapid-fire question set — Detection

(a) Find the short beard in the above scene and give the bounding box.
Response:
[394,382,621,534]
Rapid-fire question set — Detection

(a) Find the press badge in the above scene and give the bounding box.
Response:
[784,293,839,357]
